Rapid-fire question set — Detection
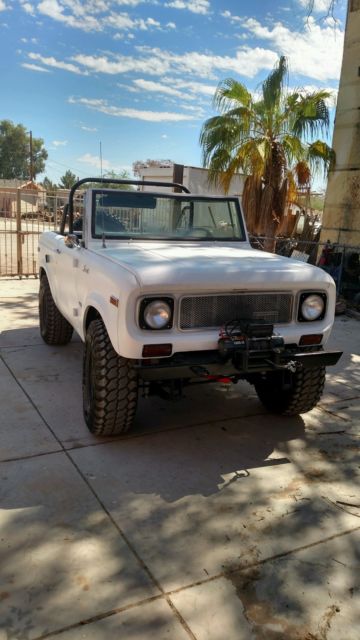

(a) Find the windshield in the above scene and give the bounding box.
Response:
[91,190,246,241]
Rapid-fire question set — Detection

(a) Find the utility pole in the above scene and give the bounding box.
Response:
[29,130,34,182]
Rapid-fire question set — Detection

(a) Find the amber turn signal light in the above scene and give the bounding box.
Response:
[299,334,323,346]
[142,344,172,357]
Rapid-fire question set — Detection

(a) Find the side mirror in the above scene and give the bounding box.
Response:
[64,234,81,249]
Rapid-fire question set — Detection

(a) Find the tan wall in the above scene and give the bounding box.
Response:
[321,3,360,247]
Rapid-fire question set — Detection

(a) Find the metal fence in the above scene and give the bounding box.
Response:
[0,189,359,307]
[0,188,82,277]
[250,235,360,305]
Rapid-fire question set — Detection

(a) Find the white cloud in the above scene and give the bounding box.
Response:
[80,125,98,131]
[166,21,176,28]
[161,134,168,138]
[38,0,103,31]
[21,1,35,16]
[0,0,8,10]
[241,16,344,82]
[114,0,154,4]
[28,52,88,74]
[52,139,68,146]
[69,96,197,121]
[107,12,138,30]
[166,0,210,14]
[29,0,168,32]
[220,10,242,23]
[77,153,111,170]
[72,46,277,79]
[22,62,50,72]
[298,0,333,13]
[133,77,216,101]
[21,2,35,15]
[146,17,160,26]
[73,51,170,75]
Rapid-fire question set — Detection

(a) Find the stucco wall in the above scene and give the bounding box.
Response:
[321,3,360,246]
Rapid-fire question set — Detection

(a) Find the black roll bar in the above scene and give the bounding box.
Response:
[60,177,191,234]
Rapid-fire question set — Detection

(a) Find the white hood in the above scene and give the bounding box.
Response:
[92,241,334,292]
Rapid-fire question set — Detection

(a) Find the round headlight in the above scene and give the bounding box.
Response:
[143,300,171,329]
[301,294,325,321]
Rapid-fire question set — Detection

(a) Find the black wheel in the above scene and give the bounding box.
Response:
[254,366,326,415]
[83,319,138,436]
[39,274,73,345]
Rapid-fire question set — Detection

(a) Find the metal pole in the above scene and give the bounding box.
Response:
[29,130,34,182]
[16,188,23,277]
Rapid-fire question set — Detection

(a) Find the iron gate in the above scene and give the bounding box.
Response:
[0,187,76,277]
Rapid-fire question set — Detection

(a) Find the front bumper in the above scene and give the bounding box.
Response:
[136,345,342,381]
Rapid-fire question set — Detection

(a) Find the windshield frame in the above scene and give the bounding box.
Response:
[90,190,247,242]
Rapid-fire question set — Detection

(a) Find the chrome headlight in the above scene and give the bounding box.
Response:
[140,298,173,330]
[299,293,326,322]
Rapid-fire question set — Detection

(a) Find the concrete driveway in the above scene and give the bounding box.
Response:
[0,278,359,640]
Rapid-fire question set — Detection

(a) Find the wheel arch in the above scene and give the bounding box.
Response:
[83,299,119,353]
[84,306,102,331]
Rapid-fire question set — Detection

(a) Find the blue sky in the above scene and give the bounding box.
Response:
[1,0,346,185]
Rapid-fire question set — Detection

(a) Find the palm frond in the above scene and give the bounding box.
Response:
[291,91,332,138]
[213,78,252,112]
[282,134,307,165]
[307,140,335,177]
[262,56,288,111]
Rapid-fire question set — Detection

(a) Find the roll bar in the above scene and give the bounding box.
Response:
[60,177,191,234]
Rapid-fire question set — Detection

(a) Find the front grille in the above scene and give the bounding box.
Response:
[179,293,293,329]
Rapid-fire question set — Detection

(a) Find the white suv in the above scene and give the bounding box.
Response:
[38,178,342,436]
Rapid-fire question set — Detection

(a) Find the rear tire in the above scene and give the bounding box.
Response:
[83,319,138,436]
[254,366,326,415]
[39,274,73,345]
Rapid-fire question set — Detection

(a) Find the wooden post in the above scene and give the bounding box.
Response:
[16,188,23,277]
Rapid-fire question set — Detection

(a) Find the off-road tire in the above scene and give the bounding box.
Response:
[83,319,138,436]
[39,274,73,345]
[254,366,326,415]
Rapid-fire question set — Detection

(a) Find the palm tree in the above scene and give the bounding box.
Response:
[200,56,335,249]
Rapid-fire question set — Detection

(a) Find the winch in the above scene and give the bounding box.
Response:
[218,320,284,356]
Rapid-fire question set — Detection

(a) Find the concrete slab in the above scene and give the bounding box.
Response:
[0,452,159,640]
[0,357,60,461]
[53,599,191,640]
[1,342,264,449]
[0,278,359,640]
[171,579,253,640]
[171,528,360,640]
[1,342,89,446]
[0,280,42,348]
[70,412,360,592]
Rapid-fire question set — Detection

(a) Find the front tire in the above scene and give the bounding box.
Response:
[83,319,138,436]
[254,366,326,415]
[39,274,73,345]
